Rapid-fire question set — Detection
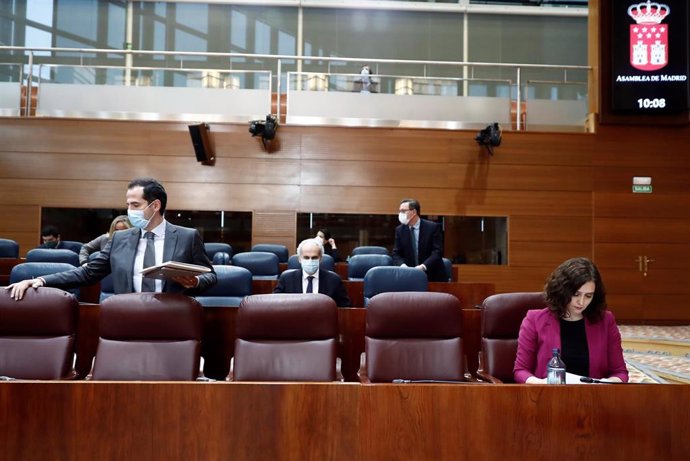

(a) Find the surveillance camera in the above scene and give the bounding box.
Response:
[475,123,502,155]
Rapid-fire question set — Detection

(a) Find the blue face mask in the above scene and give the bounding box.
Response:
[301,259,319,275]
[43,240,59,249]
[127,202,154,229]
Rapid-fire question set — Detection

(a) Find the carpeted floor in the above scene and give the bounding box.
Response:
[619,325,690,384]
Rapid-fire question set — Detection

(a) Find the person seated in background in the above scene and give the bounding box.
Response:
[392,198,445,282]
[7,177,216,300]
[514,257,629,384]
[78,215,132,265]
[316,228,341,262]
[38,225,63,249]
[274,238,350,307]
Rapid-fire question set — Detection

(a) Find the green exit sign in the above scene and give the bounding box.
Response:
[632,185,653,193]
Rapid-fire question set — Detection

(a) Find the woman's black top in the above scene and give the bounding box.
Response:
[560,318,590,377]
[324,245,341,263]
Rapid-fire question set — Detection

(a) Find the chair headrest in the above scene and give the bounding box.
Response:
[237,293,337,339]
[204,242,233,260]
[0,238,19,258]
[251,244,289,262]
[26,249,79,266]
[231,252,280,276]
[202,265,252,296]
[481,292,547,338]
[0,287,78,336]
[100,293,203,340]
[363,266,428,298]
[9,262,78,284]
[366,292,461,338]
[347,254,393,279]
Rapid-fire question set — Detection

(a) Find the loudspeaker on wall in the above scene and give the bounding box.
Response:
[188,123,215,166]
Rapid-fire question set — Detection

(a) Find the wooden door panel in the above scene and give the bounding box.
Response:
[594,218,690,243]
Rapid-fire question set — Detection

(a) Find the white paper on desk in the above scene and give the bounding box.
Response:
[566,372,585,384]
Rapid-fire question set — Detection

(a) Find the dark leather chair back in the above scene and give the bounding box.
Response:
[287,253,335,272]
[26,248,79,266]
[363,292,463,383]
[212,252,231,265]
[251,244,289,263]
[9,262,80,298]
[0,238,19,258]
[479,292,547,383]
[232,251,280,280]
[91,293,203,381]
[233,293,338,381]
[195,265,252,307]
[363,266,428,306]
[0,287,78,379]
[351,246,389,256]
[204,242,233,260]
[347,254,393,280]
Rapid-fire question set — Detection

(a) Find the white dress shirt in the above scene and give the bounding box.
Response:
[301,269,320,294]
[133,219,166,292]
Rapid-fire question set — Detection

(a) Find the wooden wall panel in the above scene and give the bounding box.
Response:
[252,211,297,250]
[0,205,40,257]
[2,118,690,319]
[510,216,592,243]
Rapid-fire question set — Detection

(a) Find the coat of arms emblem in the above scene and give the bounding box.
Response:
[628,1,670,71]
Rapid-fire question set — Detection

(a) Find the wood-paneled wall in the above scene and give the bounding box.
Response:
[1,118,689,321]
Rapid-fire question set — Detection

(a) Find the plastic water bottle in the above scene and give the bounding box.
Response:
[546,348,566,384]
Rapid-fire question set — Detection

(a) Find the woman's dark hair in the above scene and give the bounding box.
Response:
[318,228,332,241]
[544,257,606,322]
[127,177,167,215]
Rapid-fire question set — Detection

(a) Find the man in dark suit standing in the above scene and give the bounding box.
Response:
[392,198,445,282]
[274,238,350,307]
[8,177,216,300]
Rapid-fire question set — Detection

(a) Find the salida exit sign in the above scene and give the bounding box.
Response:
[632,176,652,193]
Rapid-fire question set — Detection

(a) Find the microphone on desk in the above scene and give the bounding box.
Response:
[580,376,622,384]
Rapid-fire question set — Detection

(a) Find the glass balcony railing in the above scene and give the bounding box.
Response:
[0,46,591,132]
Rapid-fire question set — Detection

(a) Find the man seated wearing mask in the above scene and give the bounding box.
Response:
[8,177,216,300]
[38,225,63,249]
[273,238,350,307]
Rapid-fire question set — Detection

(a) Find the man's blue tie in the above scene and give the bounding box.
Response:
[306,275,314,294]
[409,226,419,266]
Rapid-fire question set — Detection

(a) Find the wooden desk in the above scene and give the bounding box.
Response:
[0,381,687,461]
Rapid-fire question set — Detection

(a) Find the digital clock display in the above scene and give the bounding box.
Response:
[611,0,689,113]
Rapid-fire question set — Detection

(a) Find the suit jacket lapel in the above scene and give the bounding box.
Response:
[125,228,140,293]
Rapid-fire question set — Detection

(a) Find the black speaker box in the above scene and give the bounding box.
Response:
[188,123,215,166]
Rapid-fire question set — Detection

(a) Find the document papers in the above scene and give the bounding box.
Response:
[141,261,211,280]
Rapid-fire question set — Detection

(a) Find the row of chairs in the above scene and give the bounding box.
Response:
[0,288,545,383]
[0,239,83,259]
[9,262,429,307]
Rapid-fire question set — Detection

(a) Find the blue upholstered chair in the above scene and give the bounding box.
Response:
[9,262,80,299]
[212,252,231,265]
[0,239,19,258]
[0,287,79,380]
[287,253,335,272]
[442,257,453,282]
[194,265,253,307]
[204,242,233,261]
[26,248,80,267]
[251,244,289,263]
[231,252,280,280]
[363,266,428,306]
[347,254,393,281]
[60,241,83,254]
[99,273,114,303]
[350,246,389,256]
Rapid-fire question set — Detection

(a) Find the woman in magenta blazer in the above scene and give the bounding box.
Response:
[514,257,629,384]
